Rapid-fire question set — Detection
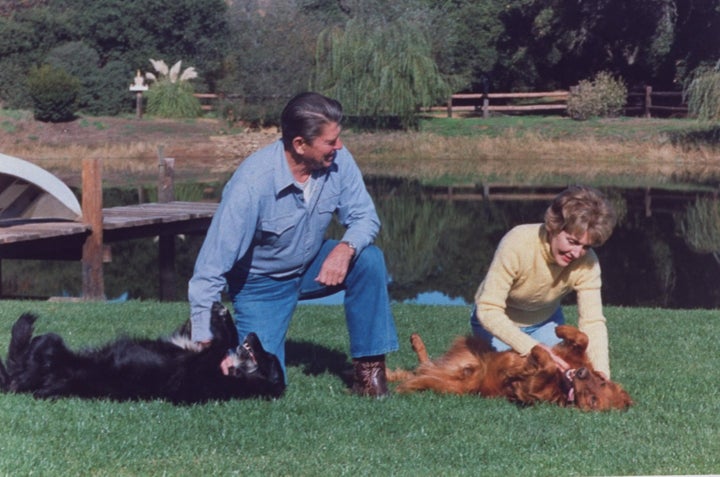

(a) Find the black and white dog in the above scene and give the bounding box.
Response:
[0,303,285,404]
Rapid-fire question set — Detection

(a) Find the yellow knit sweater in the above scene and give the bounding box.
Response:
[474,223,610,377]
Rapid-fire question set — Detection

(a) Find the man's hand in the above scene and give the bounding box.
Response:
[220,353,234,376]
[315,242,354,286]
[196,340,234,375]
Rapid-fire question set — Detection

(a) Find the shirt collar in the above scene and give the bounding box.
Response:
[273,141,298,196]
[272,140,337,196]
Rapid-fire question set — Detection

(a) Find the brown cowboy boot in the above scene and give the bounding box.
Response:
[351,355,389,398]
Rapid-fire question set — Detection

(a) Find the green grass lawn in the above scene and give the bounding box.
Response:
[417,115,709,143]
[0,300,717,476]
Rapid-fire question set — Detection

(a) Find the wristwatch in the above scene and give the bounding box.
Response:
[341,240,356,255]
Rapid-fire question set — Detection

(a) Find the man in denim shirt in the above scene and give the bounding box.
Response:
[188,92,399,397]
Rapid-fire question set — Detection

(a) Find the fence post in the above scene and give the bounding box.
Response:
[644,86,652,118]
[447,96,453,118]
[81,158,105,300]
[482,93,489,119]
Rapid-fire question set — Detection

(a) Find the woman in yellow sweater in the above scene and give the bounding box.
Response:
[471,185,617,377]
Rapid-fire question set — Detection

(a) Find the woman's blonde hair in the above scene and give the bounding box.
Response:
[544,185,617,246]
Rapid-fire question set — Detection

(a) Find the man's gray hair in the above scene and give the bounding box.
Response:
[281,92,343,149]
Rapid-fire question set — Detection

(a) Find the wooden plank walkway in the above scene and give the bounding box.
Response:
[0,220,88,245]
[101,201,217,241]
[0,200,218,299]
[0,201,217,251]
[0,157,222,301]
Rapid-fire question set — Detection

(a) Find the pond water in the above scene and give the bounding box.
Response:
[4,179,720,309]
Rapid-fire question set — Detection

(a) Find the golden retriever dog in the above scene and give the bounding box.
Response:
[387,325,632,411]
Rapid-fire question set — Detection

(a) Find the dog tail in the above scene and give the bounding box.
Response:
[5,313,38,376]
[0,355,7,390]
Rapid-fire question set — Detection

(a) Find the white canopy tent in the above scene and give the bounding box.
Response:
[0,153,82,223]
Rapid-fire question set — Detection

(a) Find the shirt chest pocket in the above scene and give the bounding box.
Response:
[257,211,304,247]
[316,192,339,220]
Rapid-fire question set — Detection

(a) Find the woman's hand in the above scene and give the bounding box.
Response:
[538,344,571,371]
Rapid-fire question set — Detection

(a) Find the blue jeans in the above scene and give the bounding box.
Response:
[227,240,399,380]
[470,306,565,351]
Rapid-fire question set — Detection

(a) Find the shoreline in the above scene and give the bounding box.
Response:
[1,114,718,189]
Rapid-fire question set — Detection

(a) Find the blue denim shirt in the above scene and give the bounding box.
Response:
[188,140,380,340]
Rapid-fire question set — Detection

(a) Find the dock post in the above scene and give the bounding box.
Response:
[158,152,177,301]
[81,158,105,300]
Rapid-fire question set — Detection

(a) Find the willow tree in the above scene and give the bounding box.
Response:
[678,197,720,264]
[313,18,450,129]
[685,60,720,121]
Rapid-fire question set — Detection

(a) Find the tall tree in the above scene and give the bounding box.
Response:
[494,0,682,90]
[427,0,506,92]
[49,0,230,90]
[221,0,324,124]
[668,0,720,85]
[0,7,74,108]
[313,17,450,127]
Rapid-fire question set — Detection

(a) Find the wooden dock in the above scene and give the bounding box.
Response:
[0,158,217,301]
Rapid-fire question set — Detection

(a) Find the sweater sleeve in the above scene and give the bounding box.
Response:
[475,228,540,355]
[575,259,610,377]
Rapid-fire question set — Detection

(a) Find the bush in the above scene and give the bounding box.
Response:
[45,41,133,116]
[90,59,135,116]
[144,59,201,118]
[567,71,627,120]
[0,55,33,109]
[218,96,285,128]
[26,64,80,122]
[145,81,201,118]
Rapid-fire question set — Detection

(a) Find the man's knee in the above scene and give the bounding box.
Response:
[354,245,388,276]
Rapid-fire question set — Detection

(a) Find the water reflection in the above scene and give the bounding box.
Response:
[4,180,720,309]
[368,179,720,309]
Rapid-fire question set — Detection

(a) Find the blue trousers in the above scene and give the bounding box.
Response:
[470,306,565,351]
[227,240,399,379]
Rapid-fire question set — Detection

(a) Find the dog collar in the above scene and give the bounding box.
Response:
[562,369,577,404]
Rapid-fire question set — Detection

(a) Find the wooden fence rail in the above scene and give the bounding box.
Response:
[193,93,220,111]
[442,86,688,118]
[626,86,687,117]
[447,91,569,118]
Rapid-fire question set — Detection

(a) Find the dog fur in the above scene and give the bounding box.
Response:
[0,303,285,404]
[387,325,632,411]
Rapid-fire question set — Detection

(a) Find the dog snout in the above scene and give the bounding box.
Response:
[576,367,589,379]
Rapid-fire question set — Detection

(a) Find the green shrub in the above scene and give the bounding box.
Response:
[0,55,33,109]
[91,59,135,116]
[45,41,133,116]
[220,97,285,128]
[145,80,201,118]
[144,59,201,118]
[567,71,627,121]
[26,64,80,122]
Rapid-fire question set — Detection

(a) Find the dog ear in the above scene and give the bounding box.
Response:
[555,325,589,351]
[614,387,634,409]
[527,345,553,369]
